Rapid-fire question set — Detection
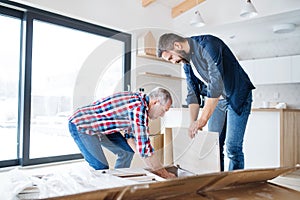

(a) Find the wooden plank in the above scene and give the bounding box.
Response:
[142,0,156,7]
[150,133,164,164]
[172,0,205,18]
[45,167,300,200]
[164,128,174,165]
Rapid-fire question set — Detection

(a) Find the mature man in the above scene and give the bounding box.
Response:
[157,33,255,171]
[68,87,175,178]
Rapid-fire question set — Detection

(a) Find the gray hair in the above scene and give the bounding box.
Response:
[157,33,187,58]
[148,87,172,106]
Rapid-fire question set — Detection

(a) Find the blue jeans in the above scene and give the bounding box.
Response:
[68,122,134,170]
[208,92,252,171]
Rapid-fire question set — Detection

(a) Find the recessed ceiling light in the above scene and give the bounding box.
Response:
[273,23,296,34]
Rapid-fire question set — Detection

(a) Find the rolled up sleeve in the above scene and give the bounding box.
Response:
[183,63,203,105]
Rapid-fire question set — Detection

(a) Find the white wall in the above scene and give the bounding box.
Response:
[135,57,182,107]
[252,83,300,109]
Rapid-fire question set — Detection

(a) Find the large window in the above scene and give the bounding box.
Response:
[0,3,131,167]
[29,20,102,158]
[0,11,22,162]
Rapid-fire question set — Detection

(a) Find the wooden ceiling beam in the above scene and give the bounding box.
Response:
[172,0,205,18]
[142,0,156,7]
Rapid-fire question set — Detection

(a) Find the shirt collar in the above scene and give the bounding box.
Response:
[145,95,150,109]
[187,38,195,58]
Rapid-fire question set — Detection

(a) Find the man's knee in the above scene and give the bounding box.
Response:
[122,150,134,160]
[226,144,243,158]
[89,160,109,170]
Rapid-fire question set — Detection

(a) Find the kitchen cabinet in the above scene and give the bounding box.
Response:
[243,109,300,169]
[240,56,292,85]
[241,59,257,83]
[291,55,300,83]
[255,56,291,84]
[243,110,280,168]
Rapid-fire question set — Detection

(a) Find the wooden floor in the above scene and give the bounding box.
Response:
[270,168,300,192]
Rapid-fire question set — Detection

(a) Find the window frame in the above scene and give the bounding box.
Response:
[0,2,131,168]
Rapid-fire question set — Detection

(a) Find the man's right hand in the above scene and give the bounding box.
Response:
[154,168,176,179]
[143,152,176,179]
[188,120,205,138]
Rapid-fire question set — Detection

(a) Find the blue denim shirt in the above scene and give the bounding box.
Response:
[183,35,255,115]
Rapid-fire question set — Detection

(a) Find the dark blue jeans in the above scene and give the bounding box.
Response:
[68,122,134,170]
[208,92,252,171]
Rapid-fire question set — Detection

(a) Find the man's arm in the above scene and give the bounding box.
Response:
[189,98,219,138]
[188,103,200,138]
[126,137,175,178]
[126,138,137,153]
[130,106,175,179]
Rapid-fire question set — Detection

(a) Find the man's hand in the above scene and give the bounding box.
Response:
[154,168,176,179]
[188,119,206,138]
[188,98,219,138]
[188,121,199,139]
[143,152,175,179]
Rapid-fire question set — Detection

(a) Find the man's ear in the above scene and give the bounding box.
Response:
[154,99,160,105]
[149,99,159,106]
[173,42,182,50]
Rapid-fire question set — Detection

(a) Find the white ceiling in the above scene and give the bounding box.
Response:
[203,9,300,45]
[213,9,300,60]
[154,0,300,43]
[10,0,300,59]
[153,0,300,59]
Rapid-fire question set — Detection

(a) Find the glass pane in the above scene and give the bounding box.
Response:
[30,20,124,158]
[0,14,21,161]
[94,41,124,99]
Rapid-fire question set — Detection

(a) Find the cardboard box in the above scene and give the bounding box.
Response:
[172,130,220,175]
[130,133,164,168]
[45,166,300,200]
[149,133,164,164]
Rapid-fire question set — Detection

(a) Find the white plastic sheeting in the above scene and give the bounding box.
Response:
[0,166,136,199]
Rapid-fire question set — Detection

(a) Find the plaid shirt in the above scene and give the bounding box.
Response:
[69,91,154,157]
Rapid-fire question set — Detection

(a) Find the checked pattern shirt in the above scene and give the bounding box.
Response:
[69,91,153,157]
